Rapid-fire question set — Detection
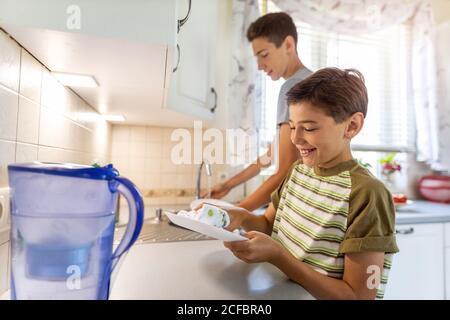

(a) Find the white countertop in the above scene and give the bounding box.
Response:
[3,199,450,300]
[1,239,313,300]
[109,240,314,300]
[122,200,450,226]
[395,200,450,224]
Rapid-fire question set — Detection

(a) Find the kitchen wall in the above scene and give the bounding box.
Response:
[0,29,112,186]
[111,125,244,207]
[432,0,450,24]
[0,28,112,295]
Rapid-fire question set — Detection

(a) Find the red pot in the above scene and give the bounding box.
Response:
[418,175,450,203]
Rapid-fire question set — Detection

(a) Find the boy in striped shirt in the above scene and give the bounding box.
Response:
[223,67,399,300]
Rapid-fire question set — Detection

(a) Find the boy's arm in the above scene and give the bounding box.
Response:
[237,123,299,211]
[225,202,277,235]
[203,142,274,199]
[206,152,269,199]
[226,234,385,300]
[272,249,385,300]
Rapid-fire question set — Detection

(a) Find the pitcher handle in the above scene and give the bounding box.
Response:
[111,176,144,270]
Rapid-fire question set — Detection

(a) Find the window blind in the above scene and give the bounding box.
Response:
[260,0,415,152]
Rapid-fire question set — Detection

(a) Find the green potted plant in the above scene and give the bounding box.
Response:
[378,153,401,191]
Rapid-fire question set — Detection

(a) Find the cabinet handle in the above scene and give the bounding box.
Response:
[210,87,218,113]
[172,44,180,73]
[177,0,192,33]
[395,227,414,235]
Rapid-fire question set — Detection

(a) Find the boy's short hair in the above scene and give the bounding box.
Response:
[246,12,298,47]
[286,67,368,123]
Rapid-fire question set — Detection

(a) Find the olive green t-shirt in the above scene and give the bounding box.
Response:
[270,159,399,299]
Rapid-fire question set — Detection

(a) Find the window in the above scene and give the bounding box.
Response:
[259,0,415,179]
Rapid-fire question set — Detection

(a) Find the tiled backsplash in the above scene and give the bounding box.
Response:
[0,29,112,189]
[111,125,245,205]
[0,28,112,296]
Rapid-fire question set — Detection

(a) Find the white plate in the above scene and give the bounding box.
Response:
[189,198,235,210]
[165,212,247,242]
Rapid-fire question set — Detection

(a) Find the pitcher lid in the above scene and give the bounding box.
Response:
[8,162,119,180]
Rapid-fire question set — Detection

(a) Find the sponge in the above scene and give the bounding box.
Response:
[177,204,230,228]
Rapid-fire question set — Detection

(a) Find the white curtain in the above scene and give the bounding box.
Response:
[272,0,420,34]
[434,21,450,171]
[270,0,448,171]
[228,0,262,131]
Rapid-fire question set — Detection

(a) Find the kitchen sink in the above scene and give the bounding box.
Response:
[114,209,213,244]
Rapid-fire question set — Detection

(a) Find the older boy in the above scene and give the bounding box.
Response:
[223,68,399,300]
[206,12,312,211]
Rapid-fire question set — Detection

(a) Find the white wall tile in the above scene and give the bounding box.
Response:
[176,163,196,174]
[65,90,81,123]
[130,126,146,143]
[145,142,163,158]
[68,123,93,153]
[40,70,69,114]
[38,106,68,149]
[161,158,178,174]
[0,30,111,177]
[92,119,111,158]
[75,102,96,131]
[112,156,130,174]
[162,139,177,159]
[0,86,18,141]
[111,125,201,192]
[67,121,79,151]
[15,143,38,163]
[19,49,42,103]
[163,127,176,143]
[177,173,194,189]
[144,174,161,189]
[64,150,85,165]
[0,241,10,295]
[37,146,65,163]
[0,140,15,187]
[161,173,178,189]
[0,31,20,92]
[146,127,163,142]
[127,170,145,190]
[129,140,146,157]
[93,154,110,167]
[129,156,145,172]
[112,125,130,143]
[144,158,161,174]
[17,97,40,144]
[112,141,129,157]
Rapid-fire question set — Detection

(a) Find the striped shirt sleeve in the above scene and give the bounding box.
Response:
[340,174,399,254]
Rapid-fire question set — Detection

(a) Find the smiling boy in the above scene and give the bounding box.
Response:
[222,68,399,300]
[206,13,312,211]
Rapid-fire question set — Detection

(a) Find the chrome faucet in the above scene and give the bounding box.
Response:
[196,160,212,199]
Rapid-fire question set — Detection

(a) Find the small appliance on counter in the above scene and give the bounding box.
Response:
[418,175,450,203]
[7,162,144,300]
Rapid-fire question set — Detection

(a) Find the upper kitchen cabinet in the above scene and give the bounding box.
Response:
[164,0,219,121]
[0,0,177,45]
[0,0,222,127]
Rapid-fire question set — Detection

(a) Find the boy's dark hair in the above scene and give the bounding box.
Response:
[286,68,368,123]
[246,12,298,47]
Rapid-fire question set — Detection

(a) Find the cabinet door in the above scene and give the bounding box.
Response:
[445,222,450,247]
[446,248,450,300]
[0,241,9,295]
[166,0,218,119]
[384,223,445,300]
[0,0,177,45]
